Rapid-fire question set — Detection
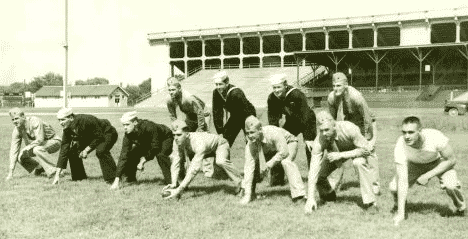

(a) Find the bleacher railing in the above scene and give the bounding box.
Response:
[187,66,203,76]
[134,87,166,105]
[298,67,328,86]
[201,62,302,70]
[301,84,468,94]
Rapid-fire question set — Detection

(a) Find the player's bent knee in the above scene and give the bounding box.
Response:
[32,146,44,155]
[443,181,460,191]
[352,157,366,167]
[215,157,228,166]
[280,159,292,167]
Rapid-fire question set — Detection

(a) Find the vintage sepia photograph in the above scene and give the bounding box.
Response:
[1,1,468,238]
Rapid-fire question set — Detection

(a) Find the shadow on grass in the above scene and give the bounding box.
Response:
[184,184,236,198]
[135,177,167,185]
[85,175,105,181]
[407,201,454,217]
[258,188,291,198]
[339,181,360,191]
[335,194,363,206]
[85,175,169,185]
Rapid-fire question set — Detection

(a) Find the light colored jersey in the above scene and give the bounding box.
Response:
[171,132,225,163]
[167,90,207,132]
[246,125,298,164]
[333,121,370,152]
[311,121,371,159]
[394,128,449,165]
[10,116,60,163]
[327,86,374,140]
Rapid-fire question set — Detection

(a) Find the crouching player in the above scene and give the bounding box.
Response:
[240,116,306,204]
[110,111,173,189]
[304,111,378,214]
[163,120,242,199]
[391,116,466,226]
[6,108,61,180]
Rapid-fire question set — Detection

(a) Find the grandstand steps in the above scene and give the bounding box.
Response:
[298,66,328,86]
[135,66,312,108]
[416,85,442,101]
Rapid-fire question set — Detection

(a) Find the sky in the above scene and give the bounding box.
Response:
[1,0,467,87]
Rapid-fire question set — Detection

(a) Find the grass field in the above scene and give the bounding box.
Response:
[0,107,467,239]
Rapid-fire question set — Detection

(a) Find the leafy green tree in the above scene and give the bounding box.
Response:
[41,72,63,85]
[29,72,63,92]
[124,85,141,106]
[75,77,109,85]
[123,78,153,106]
[138,78,151,95]
[7,82,27,93]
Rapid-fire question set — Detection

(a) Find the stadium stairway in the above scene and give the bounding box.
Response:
[415,85,442,101]
[134,66,313,108]
[299,66,328,86]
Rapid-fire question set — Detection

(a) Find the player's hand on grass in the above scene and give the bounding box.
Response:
[416,175,429,186]
[110,178,120,190]
[304,199,317,214]
[52,172,60,185]
[52,177,59,185]
[5,173,13,181]
[163,183,177,191]
[163,188,181,200]
[137,158,147,171]
[239,194,252,205]
[393,213,405,226]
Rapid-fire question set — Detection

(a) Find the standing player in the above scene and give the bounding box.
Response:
[53,108,117,184]
[327,72,379,194]
[166,77,210,132]
[267,73,316,186]
[110,111,173,189]
[212,71,256,147]
[304,111,378,214]
[6,108,61,180]
[390,116,465,226]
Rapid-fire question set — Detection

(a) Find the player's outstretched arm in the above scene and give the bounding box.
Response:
[394,162,408,226]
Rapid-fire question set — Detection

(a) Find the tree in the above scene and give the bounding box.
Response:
[7,82,27,93]
[75,77,109,85]
[123,78,153,106]
[124,85,141,106]
[29,72,63,93]
[41,72,63,86]
[138,78,151,95]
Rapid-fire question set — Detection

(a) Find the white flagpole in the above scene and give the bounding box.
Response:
[63,0,68,107]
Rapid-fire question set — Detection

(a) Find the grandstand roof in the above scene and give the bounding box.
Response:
[148,7,468,41]
[35,85,128,97]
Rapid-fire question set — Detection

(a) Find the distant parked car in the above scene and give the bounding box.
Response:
[444,99,468,116]
[444,91,468,116]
